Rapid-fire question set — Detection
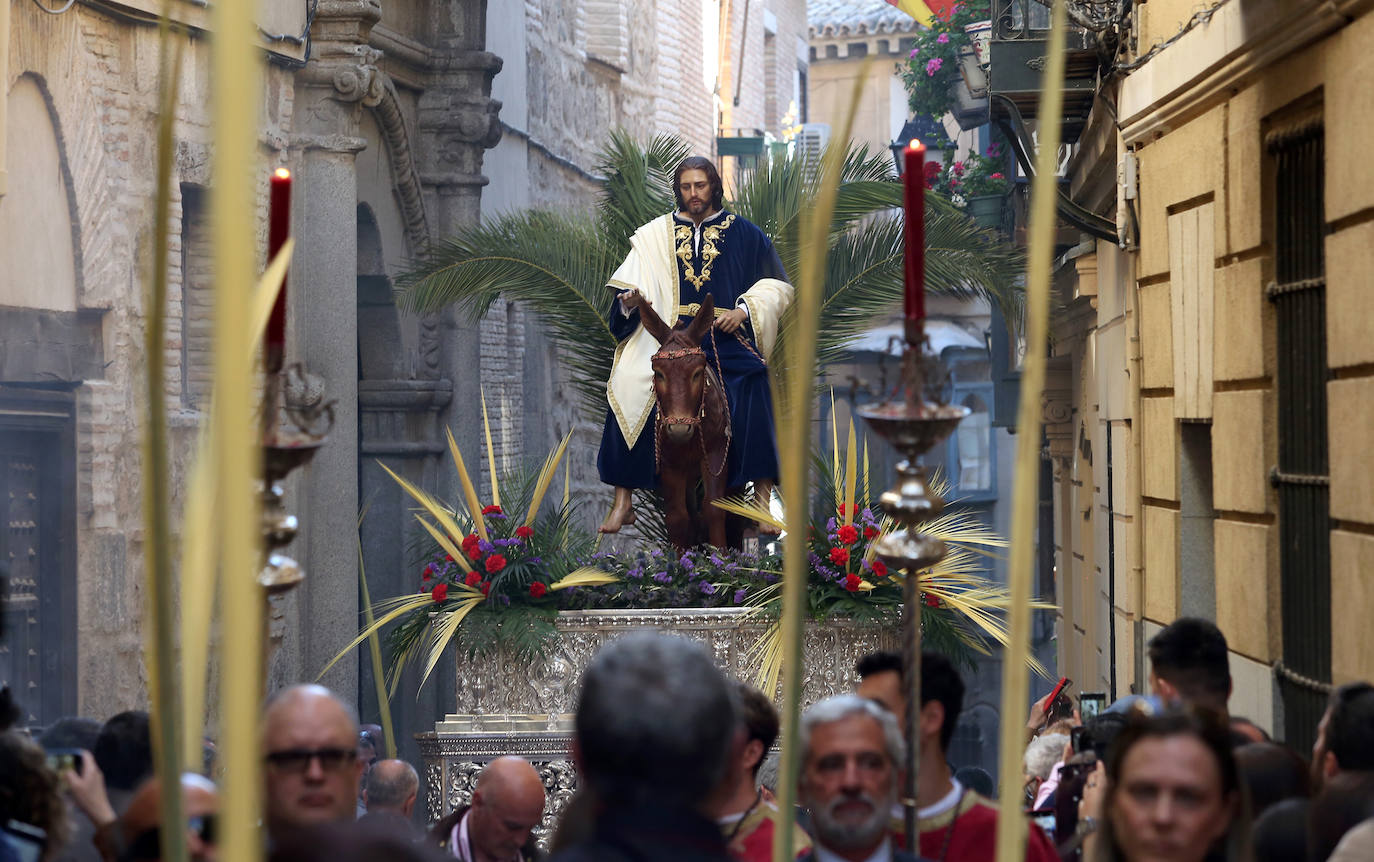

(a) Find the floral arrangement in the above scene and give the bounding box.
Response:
[897,1,990,122]
[331,408,1049,694]
[928,143,1012,204]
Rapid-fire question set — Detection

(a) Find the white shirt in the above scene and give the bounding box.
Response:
[813,838,894,862]
[916,777,964,820]
[448,811,523,862]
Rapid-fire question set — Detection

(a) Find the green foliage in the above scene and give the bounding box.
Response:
[932,146,1013,200]
[897,2,991,121]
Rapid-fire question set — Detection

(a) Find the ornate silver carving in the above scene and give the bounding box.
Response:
[418,610,897,847]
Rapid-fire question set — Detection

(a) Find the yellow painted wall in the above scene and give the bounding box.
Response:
[1126,10,1374,689]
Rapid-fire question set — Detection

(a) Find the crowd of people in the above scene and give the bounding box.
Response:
[2,615,1372,862]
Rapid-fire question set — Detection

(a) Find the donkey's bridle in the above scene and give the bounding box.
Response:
[651,345,708,428]
[651,341,729,476]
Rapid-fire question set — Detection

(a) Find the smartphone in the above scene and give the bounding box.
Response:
[1070,724,1089,754]
[1080,691,1107,720]
[44,748,82,776]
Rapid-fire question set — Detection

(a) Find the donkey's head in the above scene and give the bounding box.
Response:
[642,294,716,442]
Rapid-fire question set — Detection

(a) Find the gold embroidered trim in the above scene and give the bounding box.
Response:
[607,336,656,448]
[675,214,736,291]
[677,303,730,319]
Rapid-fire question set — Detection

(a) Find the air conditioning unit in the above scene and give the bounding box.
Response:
[796,123,831,180]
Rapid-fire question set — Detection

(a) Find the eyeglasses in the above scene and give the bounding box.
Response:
[121,815,217,862]
[264,747,357,773]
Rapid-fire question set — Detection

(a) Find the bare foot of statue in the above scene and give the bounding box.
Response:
[754,482,781,535]
[598,488,637,534]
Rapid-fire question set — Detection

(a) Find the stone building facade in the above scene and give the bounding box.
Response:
[0,0,509,770]
[1043,0,1374,746]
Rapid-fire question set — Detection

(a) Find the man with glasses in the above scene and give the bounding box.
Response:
[261,684,366,839]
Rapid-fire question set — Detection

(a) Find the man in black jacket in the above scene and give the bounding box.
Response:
[548,631,738,862]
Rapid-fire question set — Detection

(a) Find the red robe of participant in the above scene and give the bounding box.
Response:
[719,801,812,862]
[893,788,1059,862]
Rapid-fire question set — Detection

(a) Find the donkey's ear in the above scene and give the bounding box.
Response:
[685,294,715,343]
[638,295,672,345]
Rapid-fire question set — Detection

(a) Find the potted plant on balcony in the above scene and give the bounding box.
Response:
[931,143,1012,229]
[898,1,992,130]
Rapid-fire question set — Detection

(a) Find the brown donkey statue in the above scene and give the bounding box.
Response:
[638,294,737,550]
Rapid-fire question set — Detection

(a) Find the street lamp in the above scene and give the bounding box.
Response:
[890,116,952,176]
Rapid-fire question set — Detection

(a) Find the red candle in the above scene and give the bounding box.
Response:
[266,166,291,372]
[902,140,926,335]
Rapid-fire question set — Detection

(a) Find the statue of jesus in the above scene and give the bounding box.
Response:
[596,156,793,535]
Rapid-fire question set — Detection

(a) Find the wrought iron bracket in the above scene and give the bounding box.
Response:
[992,95,1118,240]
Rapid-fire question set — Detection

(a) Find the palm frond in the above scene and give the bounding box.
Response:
[596,130,689,251]
[550,568,620,590]
[397,212,621,418]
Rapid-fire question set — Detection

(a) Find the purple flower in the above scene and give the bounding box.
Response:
[700,582,716,595]
[926,57,944,76]
[710,553,725,566]
[826,516,838,533]
[909,47,920,58]
[493,537,521,548]
[653,571,671,584]
[680,555,695,570]
[734,589,748,603]
[478,539,495,554]
[529,556,543,564]
[936,33,950,44]
[487,511,507,520]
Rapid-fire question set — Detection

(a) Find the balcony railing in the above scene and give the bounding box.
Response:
[988,0,1105,144]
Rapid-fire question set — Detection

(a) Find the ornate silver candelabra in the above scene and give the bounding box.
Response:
[857,326,969,847]
[259,363,334,594]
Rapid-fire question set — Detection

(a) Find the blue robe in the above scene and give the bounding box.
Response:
[597,209,788,489]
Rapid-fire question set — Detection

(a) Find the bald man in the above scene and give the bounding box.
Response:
[261,684,365,839]
[427,756,546,862]
[119,773,219,862]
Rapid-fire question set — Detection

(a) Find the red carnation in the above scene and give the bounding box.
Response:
[422,564,434,580]
[829,547,849,566]
[461,533,481,557]
[923,160,941,190]
[837,524,859,545]
[464,571,481,587]
[481,505,503,516]
[925,593,941,608]
[480,580,492,597]
[485,553,507,574]
[444,553,454,562]
[871,559,888,578]
[431,583,449,603]
[515,525,535,540]
[844,573,862,592]
[863,525,880,539]
[529,582,548,598]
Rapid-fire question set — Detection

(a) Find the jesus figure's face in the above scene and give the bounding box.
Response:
[679,169,714,221]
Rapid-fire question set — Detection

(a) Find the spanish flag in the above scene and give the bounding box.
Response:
[885,0,961,26]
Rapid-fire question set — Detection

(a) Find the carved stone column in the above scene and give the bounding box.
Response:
[284,0,383,699]
[415,31,504,495]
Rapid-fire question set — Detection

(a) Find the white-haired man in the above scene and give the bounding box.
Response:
[796,694,928,862]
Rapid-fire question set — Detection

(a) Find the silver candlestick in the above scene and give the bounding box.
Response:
[857,332,968,848]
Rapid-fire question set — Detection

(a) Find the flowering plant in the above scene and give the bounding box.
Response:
[897,2,990,122]
[930,144,1012,202]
